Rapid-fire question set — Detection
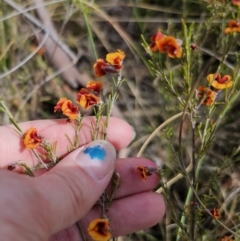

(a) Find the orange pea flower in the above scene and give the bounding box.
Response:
[156,36,182,58]
[23,127,43,149]
[54,97,68,112]
[197,86,215,106]
[210,208,221,219]
[88,218,111,241]
[106,49,125,70]
[149,30,164,52]
[221,236,234,241]
[61,99,79,120]
[93,59,113,78]
[54,98,79,120]
[137,165,156,181]
[224,20,240,34]
[207,74,233,90]
[76,88,100,109]
[86,81,103,95]
[231,0,240,6]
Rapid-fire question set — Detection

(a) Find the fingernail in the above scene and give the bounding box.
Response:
[74,140,116,181]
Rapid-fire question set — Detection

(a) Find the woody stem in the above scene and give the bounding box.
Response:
[191,123,196,240]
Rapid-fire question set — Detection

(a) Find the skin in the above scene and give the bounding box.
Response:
[0,117,165,241]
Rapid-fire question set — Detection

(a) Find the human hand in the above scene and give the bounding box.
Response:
[0,117,165,241]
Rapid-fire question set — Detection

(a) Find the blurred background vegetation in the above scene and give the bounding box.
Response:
[1,0,240,240]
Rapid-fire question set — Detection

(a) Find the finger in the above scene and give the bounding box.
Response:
[49,192,165,241]
[46,155,163,241]
[80,191,166,239]
[39,157,159,201]
[33,140,117,238]
[110,192,165,237]
[0,117,134,167]
[110,157,159,199]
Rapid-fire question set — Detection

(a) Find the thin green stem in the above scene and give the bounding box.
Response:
[191,124,196,241]
[78,0,98,59]
[18,163,35,177]
[76,222,87,241]
[182,19,192,92]
[0,99,22,134]
[32,149,48,170]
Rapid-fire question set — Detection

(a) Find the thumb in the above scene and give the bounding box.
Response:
[35,140,116,236]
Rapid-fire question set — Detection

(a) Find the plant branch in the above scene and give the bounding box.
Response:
[137,112,184,157]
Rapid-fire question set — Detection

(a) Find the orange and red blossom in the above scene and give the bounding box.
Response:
[224,20,240,34]
[54,97,67,112]
[137,165,156,181]
[197,86,215,106]
[93,50,125,77]
[106,49,125,70]
[93,59,112,78]
[231,0,240,6]
[23,127,43,149]
[210,208,221,219]
[61,100,79,120]
[156,36,182,58]
[207,74,233,90]
[54,98,79,120]
[76,88,100,109]
[88,218,111,241]
[150,30,164,52]
[86,81,103,95]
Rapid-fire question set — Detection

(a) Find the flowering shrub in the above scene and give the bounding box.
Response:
[1,1,240,241]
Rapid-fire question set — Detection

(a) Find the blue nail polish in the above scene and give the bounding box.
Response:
[83,145,107,161]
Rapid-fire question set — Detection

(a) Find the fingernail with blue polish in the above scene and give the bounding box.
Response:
[74,140,116,181]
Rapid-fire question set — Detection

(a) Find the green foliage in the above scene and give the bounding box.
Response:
[1,0,240,240]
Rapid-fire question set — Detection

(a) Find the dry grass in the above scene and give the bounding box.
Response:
[1,0,240,240]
